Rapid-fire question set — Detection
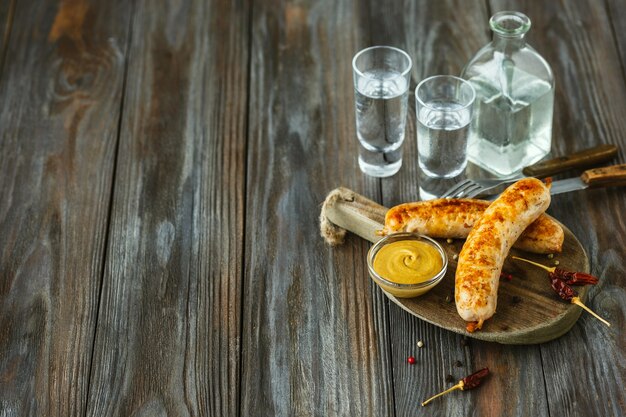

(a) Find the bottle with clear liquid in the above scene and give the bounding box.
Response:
[461,11,554,177]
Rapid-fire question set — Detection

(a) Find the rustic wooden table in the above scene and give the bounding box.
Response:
[1,0,625,416]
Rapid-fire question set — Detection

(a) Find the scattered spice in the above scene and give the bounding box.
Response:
[454,360,463,368]
[452,253,459,260]
[500,272,514,281]
[422,368,490,406]
[445,295,453,303]
[547,253,554,259]
[407,356,417,365]
[445,374,455,384]
[417,341,424,348]
[554,260,560,266]
[446,238,454,244]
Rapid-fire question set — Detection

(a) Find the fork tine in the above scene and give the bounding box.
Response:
[440,179,474,198]
[464,185,487,198]
[456,183,483,198]
[466,187,492,198]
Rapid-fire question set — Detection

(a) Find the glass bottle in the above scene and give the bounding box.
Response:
[461,11,554,177]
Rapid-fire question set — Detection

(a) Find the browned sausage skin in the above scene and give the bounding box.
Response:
[383,198,563,254]
[455,178,551,329]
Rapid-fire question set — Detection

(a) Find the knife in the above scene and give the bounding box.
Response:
[550,164,626,195]
[523,144,618,178]
[479,163,626,200]
[470,145,620,198]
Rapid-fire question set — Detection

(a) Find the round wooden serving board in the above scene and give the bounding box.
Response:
[322,187,590,345]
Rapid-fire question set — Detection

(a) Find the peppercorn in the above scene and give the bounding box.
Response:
[445,374,455,384]
[454,360,463,367]
[407,356,416,365]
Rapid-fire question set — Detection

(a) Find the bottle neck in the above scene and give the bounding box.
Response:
[492,33,526,54]
[489,11,531,54]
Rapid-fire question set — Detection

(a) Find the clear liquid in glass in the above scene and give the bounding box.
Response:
[417,101,471,178]
[354,69,408,177]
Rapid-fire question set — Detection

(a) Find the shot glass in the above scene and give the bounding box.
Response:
[415,75,475,179]
[352,46,412,177]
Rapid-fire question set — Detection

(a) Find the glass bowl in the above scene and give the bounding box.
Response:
[367,233,448,298]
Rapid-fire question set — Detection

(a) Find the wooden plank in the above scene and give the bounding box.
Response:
[607,0,626,136]
[84,0,249,415]
[492,1,626,416]
[0,0,15,75]
[368,1,552,415]
[239,0,396,415]
[0,0,131,415]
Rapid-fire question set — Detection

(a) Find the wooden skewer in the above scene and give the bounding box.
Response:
[511,256,556,272]
[571,297,611,327]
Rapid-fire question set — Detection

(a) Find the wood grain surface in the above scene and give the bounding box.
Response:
[240,0,395,415]
[0,0,625,416]
[84,0,249,416]
[0,0,14,75]
[0,0,131,415]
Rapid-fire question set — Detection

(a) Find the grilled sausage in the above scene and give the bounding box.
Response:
[455,178,551,329]
[383,198,563,254]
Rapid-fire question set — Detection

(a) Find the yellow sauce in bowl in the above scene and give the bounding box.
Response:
[372,240,443,284]
[367,233,448,298]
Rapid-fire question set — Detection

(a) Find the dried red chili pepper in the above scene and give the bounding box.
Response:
[461,367,489,389]
[549,274,577,301]
[551,269,599,286]
[548,274,610,326]
[512,256,599,286]
[513,256,610,327]
[421,368,490,406]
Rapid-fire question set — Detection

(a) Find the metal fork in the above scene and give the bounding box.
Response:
[440,176,523,199]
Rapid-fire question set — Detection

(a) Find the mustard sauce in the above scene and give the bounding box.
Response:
[373,240,443,285]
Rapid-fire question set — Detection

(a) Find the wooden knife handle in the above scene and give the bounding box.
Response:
[522,144,618,178]
[581,164,626,187]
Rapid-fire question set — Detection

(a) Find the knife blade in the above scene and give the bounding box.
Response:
[549,177,588,195]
